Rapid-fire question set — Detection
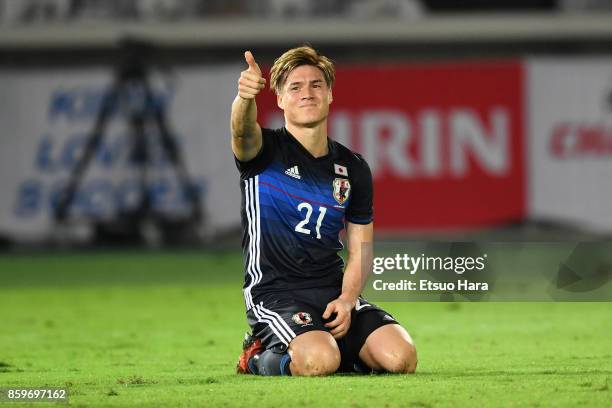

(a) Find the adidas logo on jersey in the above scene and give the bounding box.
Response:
[285,166,301,179]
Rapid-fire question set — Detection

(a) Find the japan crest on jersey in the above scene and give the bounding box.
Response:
[333,178,351,205]
[292,312,312,325]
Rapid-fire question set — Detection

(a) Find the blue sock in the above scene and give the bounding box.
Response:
[279,353,292,376]
[254,349,292,376]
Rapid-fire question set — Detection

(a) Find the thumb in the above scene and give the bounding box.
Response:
[322,302,335,319]
[244,51,261,74]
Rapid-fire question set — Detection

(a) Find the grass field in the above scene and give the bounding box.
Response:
[0,251,610,407]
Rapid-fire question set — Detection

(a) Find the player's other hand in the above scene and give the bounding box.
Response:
[238,51,266,100]
[323,298,354,339]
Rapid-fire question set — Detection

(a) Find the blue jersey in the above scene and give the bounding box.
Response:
[235,127,373,310]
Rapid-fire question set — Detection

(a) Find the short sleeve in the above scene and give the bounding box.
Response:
[234,128,278,179]
[345,156,373,225]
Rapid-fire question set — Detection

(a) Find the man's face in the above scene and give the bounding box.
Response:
[277,65,332,128]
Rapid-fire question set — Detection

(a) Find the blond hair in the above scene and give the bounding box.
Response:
[269,45,335,95]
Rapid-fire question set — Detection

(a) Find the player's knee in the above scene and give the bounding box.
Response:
[384,342,417,374]
[290,343,340,376]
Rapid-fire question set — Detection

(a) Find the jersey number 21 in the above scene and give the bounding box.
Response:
[295,202,327,239]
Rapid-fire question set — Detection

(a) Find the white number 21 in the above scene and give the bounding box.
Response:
[295,202,327,239]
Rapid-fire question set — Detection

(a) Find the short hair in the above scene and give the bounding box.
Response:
[269,45,335,95]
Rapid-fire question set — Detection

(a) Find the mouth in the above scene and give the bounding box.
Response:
[299,104,318,108]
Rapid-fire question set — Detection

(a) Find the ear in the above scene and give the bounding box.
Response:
[277,93,284,110]
[328,89,333,104]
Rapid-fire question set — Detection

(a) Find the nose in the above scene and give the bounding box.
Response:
[300,87,314,100]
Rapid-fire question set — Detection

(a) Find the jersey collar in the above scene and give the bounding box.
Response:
[283,127,336,161]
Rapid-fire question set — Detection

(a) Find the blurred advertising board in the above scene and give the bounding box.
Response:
[258,61,526,231]
[0,67,241,241]
[527,58,612,233]
[3,59,612,242]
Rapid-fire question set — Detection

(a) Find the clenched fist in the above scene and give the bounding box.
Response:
[238,51,266,100]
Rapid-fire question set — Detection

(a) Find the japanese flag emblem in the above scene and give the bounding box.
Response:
[333,178,351,205]
[334,163,348,176]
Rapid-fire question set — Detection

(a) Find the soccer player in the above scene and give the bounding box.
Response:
[231,45,417,376]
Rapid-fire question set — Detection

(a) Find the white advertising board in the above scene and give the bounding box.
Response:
[0,66,242,242]
[527,58,612,232]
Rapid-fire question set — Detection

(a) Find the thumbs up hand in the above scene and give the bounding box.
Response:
[238,51,266,100]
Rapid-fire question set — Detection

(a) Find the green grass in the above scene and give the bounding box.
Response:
[0,251,610,407]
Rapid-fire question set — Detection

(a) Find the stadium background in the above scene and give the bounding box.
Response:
[0,1,610,407]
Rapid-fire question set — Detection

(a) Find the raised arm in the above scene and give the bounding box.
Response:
[231,51,266,161]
